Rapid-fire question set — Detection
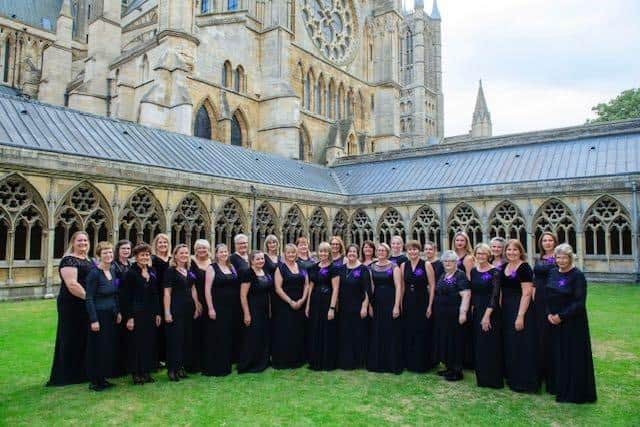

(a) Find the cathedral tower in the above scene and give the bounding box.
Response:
[471,79,492,138]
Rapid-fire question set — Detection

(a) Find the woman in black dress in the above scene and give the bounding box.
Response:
[546,244,596,403]
[470,244,503,388]
[489,237,507,270]
[272,244,309,369]
[152,233,171,367]
[238,251,273,373]
[306,242,339,371]
[424,241,444,282]
[367,243,403,374]
[113,240,132,377]
[452,231,474,369]
[203,244,239,376]
[47,231,94,386]
[533,231,558,387]
[401,240,436,373]
[389,236,408,267]
[502,239,539,393]
[361,240,376,267]
[189,239,210,373]
[85,241,121,391]
[330,236,346,268]
[120,243,161,385]
[164,244,201,381]
[264,234,281,277]
[296,236,316,272]
[230,233,250,362]
[432,250,471,381]
[337,244,370,370]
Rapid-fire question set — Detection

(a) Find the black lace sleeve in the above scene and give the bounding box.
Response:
[120,270,134,320]
[488,269,501,309]
[85,268,100,323]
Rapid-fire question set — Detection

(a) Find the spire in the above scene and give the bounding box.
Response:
[59,0,72,19]
[430,0,441,20]
[471,80,492,138]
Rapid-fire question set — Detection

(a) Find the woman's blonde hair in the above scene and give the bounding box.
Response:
[94,241,113,258]
[263,234,280,254]
[474,243,491,258]
[64,231,89,256]
[506,239,527,261]
[452,231,473,255]
[170,244,191,269]
[151,233,171,256]
[376,243,391,257]
[317,241,331,256]
[330,236,346,256]
[214,243,232,269]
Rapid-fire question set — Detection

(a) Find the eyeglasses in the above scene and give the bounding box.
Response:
[237,242,248,245]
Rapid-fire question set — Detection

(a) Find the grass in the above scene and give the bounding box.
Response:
[0,284,639,426]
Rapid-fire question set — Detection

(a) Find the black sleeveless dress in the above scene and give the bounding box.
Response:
[189,263,207,373]
[367,263,403,374]
[402,259,435,372]
[546,267,597,403]
[230,253,249,362]
[429,259,444,283]
[152,255,170,366]
[502,262,540,392]
[164,267,196,373]
[203,263,239,376]
[533,255,555,386]
[308,263,338,371]
[457,254,474,369]
[47,255,94,386]
[113,260,131,377]
[271,263,307,369]
[237,270,273,374]
[470,267,503,388]
[337,263,370,370]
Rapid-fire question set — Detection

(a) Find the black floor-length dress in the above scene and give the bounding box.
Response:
[502,262,540,392]
[470,267,503,388]
[297,255,316,361]
[432,270,470,374]
[120,264,160,377]
[308,263,338,371]
[457,254,474,370]
[546,267,597,403]
[152,255,170,366]
[271,263,307,369]
[367,263,403,374]
[237,270,273,374]
[230,253,249,362]
[337,263,369,370]
[189,263,207,373]
[47,255,94,386]
[203,264,238,376]
[402,260,435,372]
[164,267,196,374]
[533,255,555,385]
[113,259,131,377]
[85,265,120,385]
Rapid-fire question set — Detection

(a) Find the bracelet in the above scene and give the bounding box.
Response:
[329,306,336,310]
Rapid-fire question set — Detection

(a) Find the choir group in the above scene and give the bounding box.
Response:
[46,228,597,404]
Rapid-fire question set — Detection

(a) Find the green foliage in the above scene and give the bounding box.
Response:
[1,284,639,426]
[589,88,640,123]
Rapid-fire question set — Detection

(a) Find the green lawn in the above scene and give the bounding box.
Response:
[1,284,639,426]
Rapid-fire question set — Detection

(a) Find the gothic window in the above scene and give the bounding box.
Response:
[194,105,212,140]
[234,66,245,92]
[309,208,328,251]
[228,0,238,11]
[533,199,577,254]
[370,94,374,112]
[315,76,323,114]
[489,201,527,251]
[303,75,311,110]
[255,202,278,250]
[140,55,149,82]
[215,199,246,249]
[448,203,483,248]
[119,188,165,245]
[327,80,334,118]
[231,110,247,147]
[347,135,357,155]
[337,84,344,119]
[349,209,374,247]
[54,183,112,258]
[332,209,348,244]
[0,175,47,262]
[201,0,210,12]
[283,205,305,245]
[171,194,210,249]
[410,205,441,249]
[584,196,632,256]
[378,208,406,244]
[222,61,232,87]
[300,0,358,64]
[299,125,311,162]
[3,38,10,83]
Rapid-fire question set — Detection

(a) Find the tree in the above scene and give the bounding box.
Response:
[588,88,640,123]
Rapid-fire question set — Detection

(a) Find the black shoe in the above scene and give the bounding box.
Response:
[132,375,144,385]
[445,371,463,382]
[437,369,450,377]
[89,383,106,392]
[144,374,156,383]
[168,371,180,382]
[177,368,188,379]
[101,380,115,388]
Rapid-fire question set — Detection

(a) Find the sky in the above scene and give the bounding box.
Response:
[417,0,640,137]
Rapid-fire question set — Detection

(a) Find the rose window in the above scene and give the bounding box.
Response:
[301,0,358,64]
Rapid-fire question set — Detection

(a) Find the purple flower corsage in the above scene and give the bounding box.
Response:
[481,272,492,282]
[188,271,197,280]
[558,277,567,288]
[545,257,556,265]
[319,267,329,277]
[414,267,424,277]
[443,276,456,286]
[113,278,121,289]
[351,268,362,279]
[386,268,394,277]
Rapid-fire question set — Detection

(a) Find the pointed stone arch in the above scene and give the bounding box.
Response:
[488,200,527,251]
[315,73,325,114]
[346,133,358,155]
[283,205,306,245]
[349,209,374,247]
[448,203,483,248]
[255,201,279,251]
[583,195,632,256]
[332,209,348,244]
[171,193,210,249]
[410,205,441,249]
[222,60,232,87]
[215,198,246,249]
[299,123,311,162]
[377,207,406,244]
[53,181,113,258]
[119,188,166,245]
[309,207,328,251]
[533,198,577,254]
[327,78,336,119]
[231,108,249,147]
[193,97,219,140]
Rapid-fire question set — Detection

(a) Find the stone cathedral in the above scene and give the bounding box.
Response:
[0,0,639,300]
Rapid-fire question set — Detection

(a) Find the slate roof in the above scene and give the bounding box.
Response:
[0,0,61,32]
[0,93,639,196]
